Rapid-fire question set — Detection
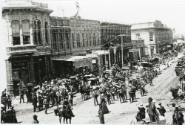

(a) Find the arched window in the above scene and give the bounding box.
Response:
[45,22,49,44]
[12,20,20,45]
[37,20,42,45]
[22,20,30,44]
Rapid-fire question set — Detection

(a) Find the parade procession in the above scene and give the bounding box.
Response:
[1,0,185,124]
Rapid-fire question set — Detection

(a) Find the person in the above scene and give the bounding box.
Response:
[98,105,105,124]
[6,106,18,123]
[7,95,12,109]
[136,104,146,122]
[100,97,109,114]
[157,103,166,116]
[32,92,37,112]
[19,89,24,103]
[93,89,99,106]
[68,91,74,106]
[62,101,74,124]
[146,97,159,122]
[58,107,64,124]
[32,114,39,124]
[43,96,49,114]
[172,106,184,125]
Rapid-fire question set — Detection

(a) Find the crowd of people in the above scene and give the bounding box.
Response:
[1,49,184,124]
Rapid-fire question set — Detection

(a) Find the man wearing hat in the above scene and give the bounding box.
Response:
[172,106,184,125]
[157,102,166,116]
[136,104,146,122]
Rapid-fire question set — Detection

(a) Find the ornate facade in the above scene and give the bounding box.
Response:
[131,20,173,57]
[2,0,53,95]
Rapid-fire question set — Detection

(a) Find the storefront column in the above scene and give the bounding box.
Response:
[45,56,49,78]
[138,49,141,60]
[6,59,14,96]
[109,49,111,67]
[30,21,33,45]
[98,56,102,76]
[29,56,35,82]
[8,20,13,46]
[104,54,107,69]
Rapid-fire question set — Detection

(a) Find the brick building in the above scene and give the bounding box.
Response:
[101,22,132,68]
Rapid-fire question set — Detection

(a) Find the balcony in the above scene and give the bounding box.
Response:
[7,45,36,55]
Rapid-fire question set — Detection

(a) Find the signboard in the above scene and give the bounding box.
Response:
[92,59,96,64]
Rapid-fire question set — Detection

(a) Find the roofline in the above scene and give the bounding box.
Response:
[101,22,131,27]
[2,6,53,14]
[131,27,172,31]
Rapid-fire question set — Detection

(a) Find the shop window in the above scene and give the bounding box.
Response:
[22,20,30,44]
[12,20,20,45]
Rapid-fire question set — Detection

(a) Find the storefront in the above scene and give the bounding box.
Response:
[52,54,99,76]
[7,54,51,96]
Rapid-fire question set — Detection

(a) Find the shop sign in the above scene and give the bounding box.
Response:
[92,59,96,64]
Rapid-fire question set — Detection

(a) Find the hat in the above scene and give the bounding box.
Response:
[139,104,144,108]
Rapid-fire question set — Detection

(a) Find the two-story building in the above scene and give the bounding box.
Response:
[2,0,53,95]
[50,16,101,76]
[131,20,173,57]
[101,22,132,68]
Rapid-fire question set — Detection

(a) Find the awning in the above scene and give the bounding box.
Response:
[92,50,109,55]
[52,54,98,62]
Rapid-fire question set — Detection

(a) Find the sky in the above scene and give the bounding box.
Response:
[33,0,185,35]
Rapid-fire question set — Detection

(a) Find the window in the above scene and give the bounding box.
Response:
[59,32,63,49]
[12,20,20,45]
[93,33,96,46]
[72,33,75,48]
[76,33,80,48]
[149,32,153,41]
[33,19,42,45]
[136,33,140,39]
[37,20,42,44]
[89,33,92,46]
[65,32,70,49]
[22,20,30,45]
[82,33,85,47]
[45,22,49,44]
[52,31,57,50]
[86,34,89,47]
